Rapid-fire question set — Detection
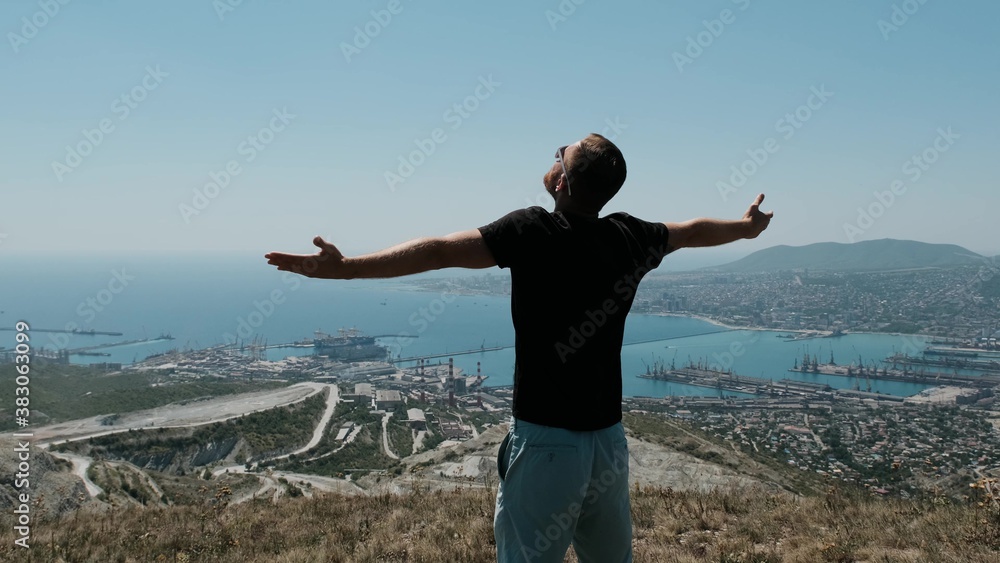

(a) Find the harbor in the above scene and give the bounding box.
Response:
[790,351,1000,389]
[0,327,124,336]
[66,333,175,356]
[638,361,831,397]
[887,351,1000,372]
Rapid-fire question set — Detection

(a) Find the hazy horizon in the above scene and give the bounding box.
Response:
[1,236,994,272]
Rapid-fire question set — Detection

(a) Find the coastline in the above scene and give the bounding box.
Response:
[647,313,936,341]
[336,283,934,339]
[648,313,809,334]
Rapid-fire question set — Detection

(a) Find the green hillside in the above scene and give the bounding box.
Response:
[0,362,286,431]
[710,239,984,273]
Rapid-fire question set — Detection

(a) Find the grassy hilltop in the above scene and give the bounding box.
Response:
[3,410,1000,563]
[2,480,1000,562]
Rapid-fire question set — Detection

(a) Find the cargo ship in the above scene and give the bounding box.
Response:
[313,328,388,361]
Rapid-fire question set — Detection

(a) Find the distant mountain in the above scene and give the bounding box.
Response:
[708,239,985,273]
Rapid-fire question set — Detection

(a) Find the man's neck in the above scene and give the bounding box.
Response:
[553,202,599,219]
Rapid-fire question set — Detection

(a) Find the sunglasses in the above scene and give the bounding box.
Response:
[555,145,572,196]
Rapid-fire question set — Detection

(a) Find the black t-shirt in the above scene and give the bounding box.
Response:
[477,206,672,431]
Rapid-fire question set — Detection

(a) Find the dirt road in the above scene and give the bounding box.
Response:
[30,382,325,446]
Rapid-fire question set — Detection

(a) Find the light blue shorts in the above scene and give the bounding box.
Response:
[493,417,633,563]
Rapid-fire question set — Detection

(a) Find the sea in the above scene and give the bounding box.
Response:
[0,255,948,399]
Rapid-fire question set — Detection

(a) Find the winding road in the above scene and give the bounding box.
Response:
[48,450,103,497]
[33,381,328,446]
[23,382,329,498]
[273,384,340,461]
[382,413,399,460]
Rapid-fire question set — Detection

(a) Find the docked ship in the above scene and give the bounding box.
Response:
[313,328,388,361]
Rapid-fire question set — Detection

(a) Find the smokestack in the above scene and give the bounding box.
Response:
[477,362,481,377]
[449,357,454,377]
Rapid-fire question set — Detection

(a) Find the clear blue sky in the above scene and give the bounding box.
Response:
[2,0,997,262]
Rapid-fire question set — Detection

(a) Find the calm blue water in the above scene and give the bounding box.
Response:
[0,255,943,398]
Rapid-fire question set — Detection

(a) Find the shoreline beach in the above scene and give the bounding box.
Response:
[647,312,937,341]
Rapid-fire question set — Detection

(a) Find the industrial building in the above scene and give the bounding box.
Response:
[406,408,426,430]
[376,389,403,411]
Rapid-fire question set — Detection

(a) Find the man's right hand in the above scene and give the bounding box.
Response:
[742,193,774,239]
[265,236,348,279]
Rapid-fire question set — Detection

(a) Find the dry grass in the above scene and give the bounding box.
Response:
[1,482,998,562]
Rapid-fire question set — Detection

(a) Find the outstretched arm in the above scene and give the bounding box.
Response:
[264,229,495,279]
[665,193,773,249]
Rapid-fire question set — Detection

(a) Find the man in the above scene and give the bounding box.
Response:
[264,133,773,562]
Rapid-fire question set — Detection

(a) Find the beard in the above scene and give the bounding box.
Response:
[542,166,560,199]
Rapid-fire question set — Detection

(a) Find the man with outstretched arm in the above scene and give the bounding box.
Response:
[265,133,773,562]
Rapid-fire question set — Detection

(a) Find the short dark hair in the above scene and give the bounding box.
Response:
[567,133,627,210]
